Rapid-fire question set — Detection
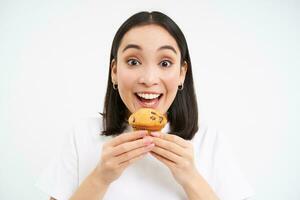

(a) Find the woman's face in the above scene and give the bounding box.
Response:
[111,24,187,115]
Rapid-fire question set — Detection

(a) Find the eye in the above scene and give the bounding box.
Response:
[159,60,172,68]
[127,59,141,66]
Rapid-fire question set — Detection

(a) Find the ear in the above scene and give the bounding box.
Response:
[111,59,117,84]
[179,61,188,84]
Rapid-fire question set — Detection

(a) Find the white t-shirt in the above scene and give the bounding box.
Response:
[36,117,254,200]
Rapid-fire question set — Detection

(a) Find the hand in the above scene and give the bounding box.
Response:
[94,130,155,186]
[149,131,199,187]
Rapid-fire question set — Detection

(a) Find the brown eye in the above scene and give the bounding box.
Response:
[127,59,141,66]
[159,60,172,68]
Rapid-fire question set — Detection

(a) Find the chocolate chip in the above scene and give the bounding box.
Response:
[151,111,158,116]
[159,116,163,123]
[150,116,156,120]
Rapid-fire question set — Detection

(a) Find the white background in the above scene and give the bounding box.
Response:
[1,0,299,199]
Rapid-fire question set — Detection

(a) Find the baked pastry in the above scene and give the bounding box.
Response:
[128,108,167,132]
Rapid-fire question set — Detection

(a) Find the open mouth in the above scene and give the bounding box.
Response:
[134,92,163,108]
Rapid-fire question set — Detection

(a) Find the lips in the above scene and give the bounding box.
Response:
[136,93,161,99]
[134,92,163,108]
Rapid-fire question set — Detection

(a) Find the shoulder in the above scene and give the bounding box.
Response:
[35,117,105,200]
[191,121,231,173]
[192,120,235,162]
[192,121,255,199]
[69,116,111,147]
[191,120,221,148]
[72,116,103,135]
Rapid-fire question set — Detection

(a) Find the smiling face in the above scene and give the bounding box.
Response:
[111,24,187,115]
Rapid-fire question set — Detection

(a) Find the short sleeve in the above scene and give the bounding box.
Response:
[213,130,255,200]
[35,127,79,200]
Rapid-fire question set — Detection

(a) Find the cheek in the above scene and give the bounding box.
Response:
[164,70,181,92]
[160,71,180,114]
[117,69,136,96]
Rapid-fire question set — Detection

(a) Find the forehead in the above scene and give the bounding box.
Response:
[118,24,180,53]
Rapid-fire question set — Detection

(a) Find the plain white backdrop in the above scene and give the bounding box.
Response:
[1,0,299,199]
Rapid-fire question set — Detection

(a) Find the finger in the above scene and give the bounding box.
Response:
[150,152,176,168]
[150,131,189,148]
[119,152,147,169]
[152,137,185,157]
[109,130,148,147]
[117,143,155,164]
[151,146,181,164]
[111,136,153,156]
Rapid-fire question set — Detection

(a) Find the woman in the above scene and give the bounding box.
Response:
[37,11,254,200]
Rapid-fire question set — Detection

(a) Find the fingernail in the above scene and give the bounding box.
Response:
[150,131,160,137]
[144,137,153,145]
[146,143,155,149]
[139,130,147,137]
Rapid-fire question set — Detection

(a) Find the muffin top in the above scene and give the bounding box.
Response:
[128,108,167,131]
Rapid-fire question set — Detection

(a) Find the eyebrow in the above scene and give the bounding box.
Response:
[122,44,177,54]
[158,45,177,54]
[122,44,142,52]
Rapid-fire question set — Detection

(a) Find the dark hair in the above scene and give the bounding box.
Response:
[101,11,198,140]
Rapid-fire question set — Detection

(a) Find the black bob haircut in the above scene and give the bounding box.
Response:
[101,11,198,140]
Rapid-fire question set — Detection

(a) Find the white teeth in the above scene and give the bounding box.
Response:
[137,93,161,100]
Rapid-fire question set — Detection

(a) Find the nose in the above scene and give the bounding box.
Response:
[138,65,159,87]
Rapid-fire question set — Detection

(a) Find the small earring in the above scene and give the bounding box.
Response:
[113,83,118,90]
[178,83,184,91]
